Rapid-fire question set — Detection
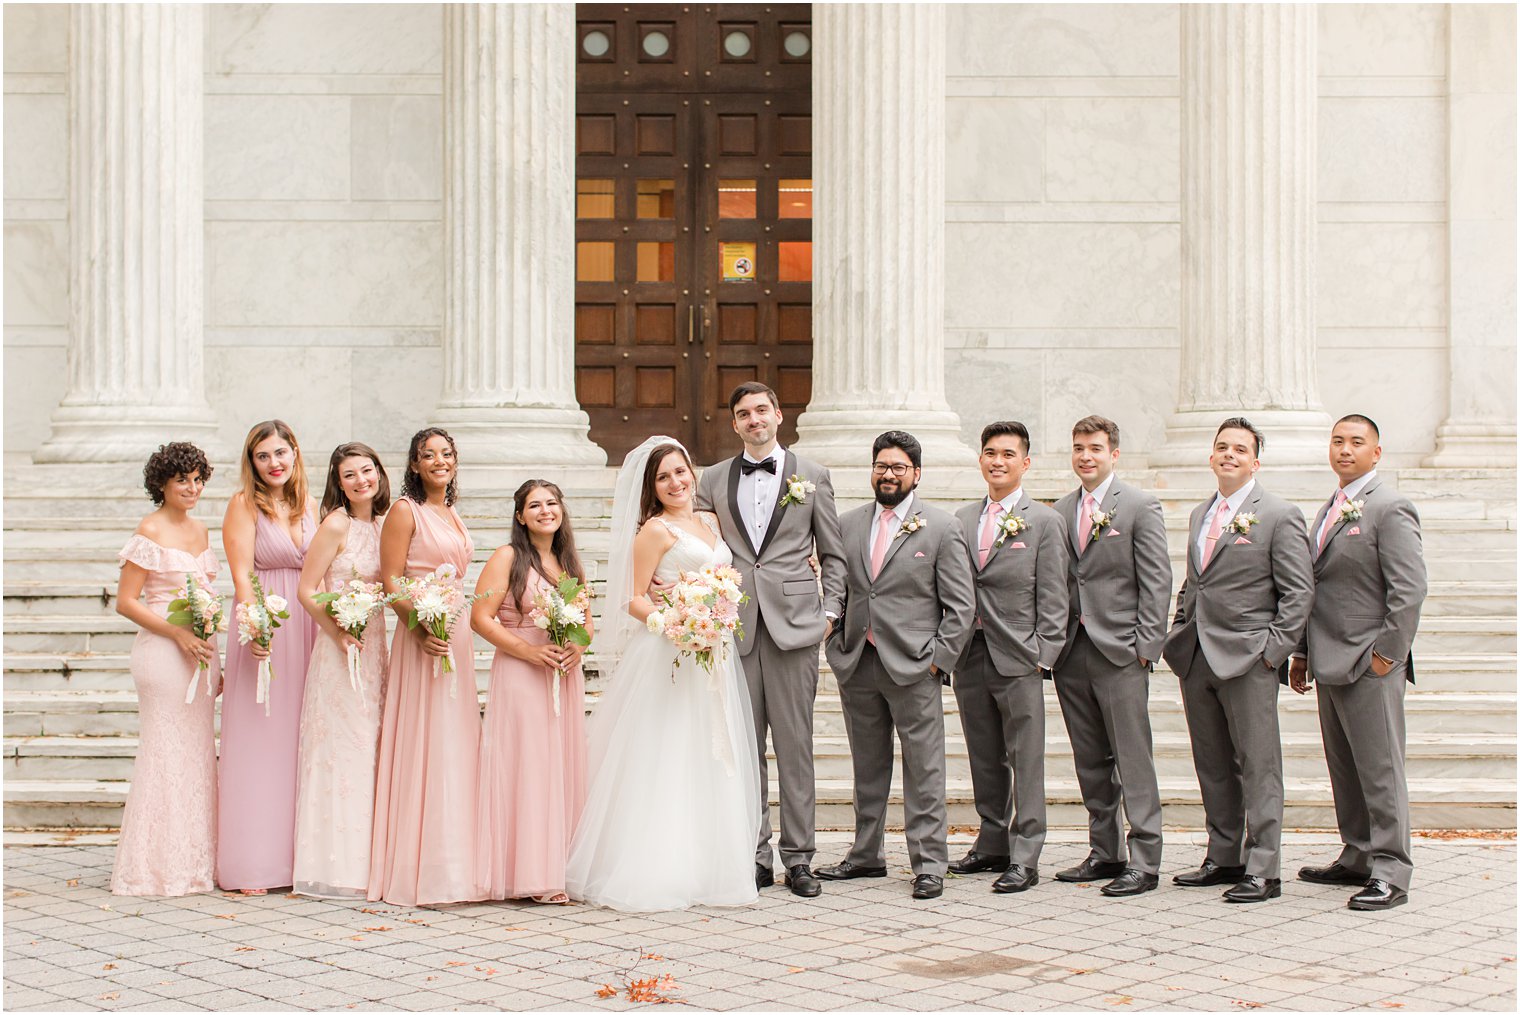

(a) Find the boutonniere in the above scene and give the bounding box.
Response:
[895,513,927,540]
[779,474,815,508]
[1227,512,1259,536]
[1337,498,1364,524]
[994,514,1027,547]
[1087,509,1113,543]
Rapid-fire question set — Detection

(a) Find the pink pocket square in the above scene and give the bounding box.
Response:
[1105,529,1121,537]
[1010,541,1027,549]
[914,551,926,558]
[1234,537,1251,545]
[1347,526,1361,535]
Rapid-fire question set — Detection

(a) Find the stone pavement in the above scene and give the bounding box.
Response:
[3,832,1515,1012]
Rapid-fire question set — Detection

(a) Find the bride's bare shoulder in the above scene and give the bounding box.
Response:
[635,514,680,548]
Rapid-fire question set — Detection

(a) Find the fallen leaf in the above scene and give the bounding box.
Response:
[1380,1004,1406,1010]
[475,966,500,976]
[786,967,804,974]
[98,993,120,1001]
[214,913,237,921]
[641,952,665,960]
[348,935,365,942]
[596,985,618,999]
[1232,1003,1263,1010]
[1107,998,1134,1007]
[425,976,436,982]
[363,925,393,932]
[405,918,429,925]
[447,960,469,967]
[66,879,80,888]
[102,963,117,971]
[234,947,256,953]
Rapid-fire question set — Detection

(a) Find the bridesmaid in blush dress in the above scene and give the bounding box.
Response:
[473,481,590,905]
[292,443,391,899]
[113,443,220,896]
[368,427,484,906]
[218,420,319,893]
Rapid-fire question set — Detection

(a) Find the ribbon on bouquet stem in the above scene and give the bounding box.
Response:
[346,642,363,696]
[705,645,735,778]
[184,660,214,704]
[254,656,273,717]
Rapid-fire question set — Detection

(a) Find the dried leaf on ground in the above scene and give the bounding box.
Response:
[1379,1003,1406,1009]
[1232,1002,1263,1010]
[214,913,237,920]
[102,963,117,971]
[446,960,469,967]
[98,992,120,1001]
[596,984,618,998]
[641,952,664,960]
[1106,997,1134,1006]
[234,946,256,952]
[66,879,80,887]
[787,967,804,974]
[363,925,393,932]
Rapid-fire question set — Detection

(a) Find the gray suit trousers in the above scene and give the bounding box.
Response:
[1318,665,1413,889]
[839,645,948,876]
[1053,627,1163,873]
[740,613,819,869]
[1178,647,1285,878]
[952,633,1046,867]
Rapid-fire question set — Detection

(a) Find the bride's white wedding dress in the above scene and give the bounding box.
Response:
[565,514,762,912]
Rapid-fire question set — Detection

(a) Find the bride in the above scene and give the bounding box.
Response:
[565,437,762,911]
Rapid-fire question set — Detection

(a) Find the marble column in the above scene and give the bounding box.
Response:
[791,3,974,468]
[1425,5,1517,468]
[1154,4,1331,468]
[37,4,221,464]
[434,3,604,466]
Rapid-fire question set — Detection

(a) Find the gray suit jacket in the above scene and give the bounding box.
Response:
[825,500,976,687]
[1298,476,1426,685]
[953,492,1070,677]
[1162,482,1315,681]
[696,450,847,654]
[1052,478,1173,670]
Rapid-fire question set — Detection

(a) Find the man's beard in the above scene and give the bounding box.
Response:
[874,481,914,507]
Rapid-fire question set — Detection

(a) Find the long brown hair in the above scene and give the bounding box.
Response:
[239,420,308,519]
[319,442,392,521]
[638,444,692,525]
[401,427,460,506]
[507,481,586,610]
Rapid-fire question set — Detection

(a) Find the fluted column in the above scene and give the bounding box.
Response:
[434,4,604,466]
[37,4,220,463]
[1425,5,1517,467]
[1155,4,1330,468]
[791,4,974,468]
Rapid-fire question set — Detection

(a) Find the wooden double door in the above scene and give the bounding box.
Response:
[574,5,813,464]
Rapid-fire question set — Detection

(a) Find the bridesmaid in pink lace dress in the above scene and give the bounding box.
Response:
[292,443,392,898]
[218,420,319,892]
[113,443,221,896]
[369,428,484,905]
[473,481,590,904]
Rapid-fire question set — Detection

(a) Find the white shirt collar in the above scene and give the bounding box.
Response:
[1337,469,1377,501]
[1080,475,1116,507]
[1210,478,1257,515]
[875,491,914,524]
[741,444,785,467]
[986,487,1021,514]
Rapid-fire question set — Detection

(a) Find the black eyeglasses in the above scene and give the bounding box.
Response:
[871,463,912,477]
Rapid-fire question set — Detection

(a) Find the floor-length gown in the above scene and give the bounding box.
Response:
[368,499,484,906]
[112,536,220,896]
[565,517,761,912]
[476,570,587,900]
[292,515,387,898]
[217,508,318,890]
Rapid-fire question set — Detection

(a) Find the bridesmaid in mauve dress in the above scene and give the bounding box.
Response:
[218,420,319,893]
[292,443,392,898]
[113,443,221,897]
[472,481,590,904]
[369,427,485,906]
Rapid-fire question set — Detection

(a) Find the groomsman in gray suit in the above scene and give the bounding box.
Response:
[1290,414,1426,911]
[1162,417,1314,903]
[1051,415,1171,897]
[696,381,847,899]
[948,421,1069,894]
[817,431,976,900]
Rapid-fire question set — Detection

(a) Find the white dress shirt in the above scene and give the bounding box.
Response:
[1315,469,1377,547]
[1075,474,1115,534]
[737,444,785,552]
[1195,478,1257,562]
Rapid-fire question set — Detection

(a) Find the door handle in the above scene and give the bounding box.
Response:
[687,305,695,344]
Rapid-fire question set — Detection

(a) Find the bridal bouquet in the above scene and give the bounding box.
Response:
[528,576,593,717]
[235,573,289,717]
[312,578,399,697]
[646,564,746,675]
[166,573,227,703]
[393,563,489,697]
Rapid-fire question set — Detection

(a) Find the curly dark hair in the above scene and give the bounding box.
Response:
[143,442,214,505]
[400,427,460,506]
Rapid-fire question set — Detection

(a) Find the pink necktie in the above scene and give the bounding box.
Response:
[1319,489,1348,553]
[1200,499,1230,569]
[870,508,896,579]
[1077,493,1096,555]
[977,502,1004,568]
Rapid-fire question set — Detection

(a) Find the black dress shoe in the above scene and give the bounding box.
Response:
[785,864,822,898]
[1222,875,1282,903]
[814,860,888,881]
[1298,861,1370,886]
[1173,859,1247,887]
[911,874,943,900]
[1055,855,1128,882]
[947,850,1011,875]
[1100,869,1159,897]
[1348,879,1407,911]
[756,863,775,889]
[991,864,1039,894]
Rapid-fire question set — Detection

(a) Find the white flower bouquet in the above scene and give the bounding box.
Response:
[393,563,491,697]
[166,573,227,703]
[312,578,400,697]
[528,576,593,716]
[235,572,289,717]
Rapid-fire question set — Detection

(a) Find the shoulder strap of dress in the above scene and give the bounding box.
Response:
[698,512,721,537]
[656,516,682,539]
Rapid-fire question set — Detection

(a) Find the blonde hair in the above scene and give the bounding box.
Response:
[239,419,309,519]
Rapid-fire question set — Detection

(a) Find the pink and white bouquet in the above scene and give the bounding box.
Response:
[166,573,228,703]
[529,576,593,716]
[393,563,490,697]
[235,572,289,717]
[312,577,400,697]
[645,563,746,675]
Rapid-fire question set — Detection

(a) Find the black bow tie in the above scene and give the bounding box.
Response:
[740,457,777,475]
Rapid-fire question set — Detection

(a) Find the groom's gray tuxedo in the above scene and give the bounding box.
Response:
[825,495,976,877]
[697,449,846,871]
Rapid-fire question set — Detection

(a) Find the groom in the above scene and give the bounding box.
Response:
[696,381,847,899]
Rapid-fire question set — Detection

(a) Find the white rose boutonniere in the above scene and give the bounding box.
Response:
[1228,512,1259,536]
[994,514,1027,547]
[895,513,927,540]
[1087,509,1113,543]
[779,474,815,508]
[1337,498,1365,524]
